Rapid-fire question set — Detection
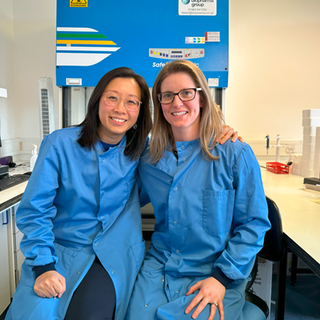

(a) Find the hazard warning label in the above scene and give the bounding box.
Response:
[70,0,88,8]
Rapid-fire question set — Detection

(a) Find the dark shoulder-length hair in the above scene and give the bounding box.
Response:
[77,67,152,160]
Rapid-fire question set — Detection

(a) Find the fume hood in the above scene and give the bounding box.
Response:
[56,0,229,127]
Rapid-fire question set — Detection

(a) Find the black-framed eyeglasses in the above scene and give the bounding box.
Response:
[102,91,142,111]
[158,88,202,104]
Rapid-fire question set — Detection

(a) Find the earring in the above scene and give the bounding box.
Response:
[133,123,137,130]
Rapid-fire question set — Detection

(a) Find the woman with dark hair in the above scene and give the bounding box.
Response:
[5,67,152,320]
[126,60,270,320]
[77,67,152,160]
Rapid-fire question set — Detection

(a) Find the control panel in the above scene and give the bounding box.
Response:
[149,48,205,60]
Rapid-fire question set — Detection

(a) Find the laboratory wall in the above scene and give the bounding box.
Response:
[0,1,16,140]
[0,0,320,160]
[12,0,59,138]
[0,0,59,160]
[226,0,320,143]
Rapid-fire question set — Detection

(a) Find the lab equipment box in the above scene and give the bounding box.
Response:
[56,0,229,88]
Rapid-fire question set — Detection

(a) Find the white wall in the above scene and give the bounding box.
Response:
[0,0,58,159]
[227,0,320,142]
[12,0,58,140]
[0,0,16,140]
[1,0,320,159]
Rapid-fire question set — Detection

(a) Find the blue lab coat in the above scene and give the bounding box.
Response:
[127,139,271,319]
[6,127,145,320]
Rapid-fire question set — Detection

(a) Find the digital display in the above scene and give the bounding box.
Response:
[172,51,182,54]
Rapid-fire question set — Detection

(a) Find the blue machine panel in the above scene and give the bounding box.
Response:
[56,0,228,88]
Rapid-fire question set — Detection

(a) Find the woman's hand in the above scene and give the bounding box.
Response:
[216,125,244,144]
[185,277,226,320]
[34,270,66,299]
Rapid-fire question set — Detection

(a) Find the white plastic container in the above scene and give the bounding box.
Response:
[30,144,38,171]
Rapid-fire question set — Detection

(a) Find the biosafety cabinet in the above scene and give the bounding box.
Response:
[56,0,229,127]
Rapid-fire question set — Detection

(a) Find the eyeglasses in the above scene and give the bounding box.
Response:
[158,88,202,104]
[102,91,142,111]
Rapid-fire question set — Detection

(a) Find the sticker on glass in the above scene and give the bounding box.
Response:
[179,0,217,16]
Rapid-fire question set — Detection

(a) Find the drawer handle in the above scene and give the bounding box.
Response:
[2,210,9,225]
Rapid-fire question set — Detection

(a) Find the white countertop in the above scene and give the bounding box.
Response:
[260,166,320,265]
[0,163,30,207]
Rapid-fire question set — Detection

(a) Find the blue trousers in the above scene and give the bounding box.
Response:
[126,257,247,320]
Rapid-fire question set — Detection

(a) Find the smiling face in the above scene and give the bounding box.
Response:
[97,77,141,144]
[160,72,202,141]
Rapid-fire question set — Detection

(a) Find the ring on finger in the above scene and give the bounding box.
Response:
[211,302,218,308]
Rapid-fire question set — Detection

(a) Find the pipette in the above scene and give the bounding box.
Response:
[265,134,270,155]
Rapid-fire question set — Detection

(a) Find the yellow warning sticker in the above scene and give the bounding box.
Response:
[70,0,88,8]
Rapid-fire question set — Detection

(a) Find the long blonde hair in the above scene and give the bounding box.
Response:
[149,60,224,162]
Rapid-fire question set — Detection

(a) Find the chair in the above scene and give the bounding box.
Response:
[242,196,285,319]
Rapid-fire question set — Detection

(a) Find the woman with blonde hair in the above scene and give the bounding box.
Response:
[127,60,270,320]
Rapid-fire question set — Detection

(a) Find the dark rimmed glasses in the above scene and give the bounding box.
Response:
[158,88,202,104]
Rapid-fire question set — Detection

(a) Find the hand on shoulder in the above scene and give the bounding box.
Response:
[216,125,244,145]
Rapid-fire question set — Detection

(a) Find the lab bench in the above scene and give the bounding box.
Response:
[0,181,27,316]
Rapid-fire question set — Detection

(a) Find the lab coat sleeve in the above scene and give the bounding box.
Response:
[17,135,60,267]
[213,143,271,282]
[137,167,151,207]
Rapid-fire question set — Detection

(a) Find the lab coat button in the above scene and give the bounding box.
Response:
[183,158,186,162]
[144,304,148,308]
[176,250,179,253]
[175,290,179,293]
[111,270,115,273]
[101,216,104,219]
[162,278,165,282]
[103,159,106,163]
[181,146,185,149]
[77,271,80,274]
[173,221,177,225]
[95,243,98,246]
[174,187,178,191]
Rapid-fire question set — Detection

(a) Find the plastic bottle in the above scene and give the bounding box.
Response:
[30,144,38,171]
